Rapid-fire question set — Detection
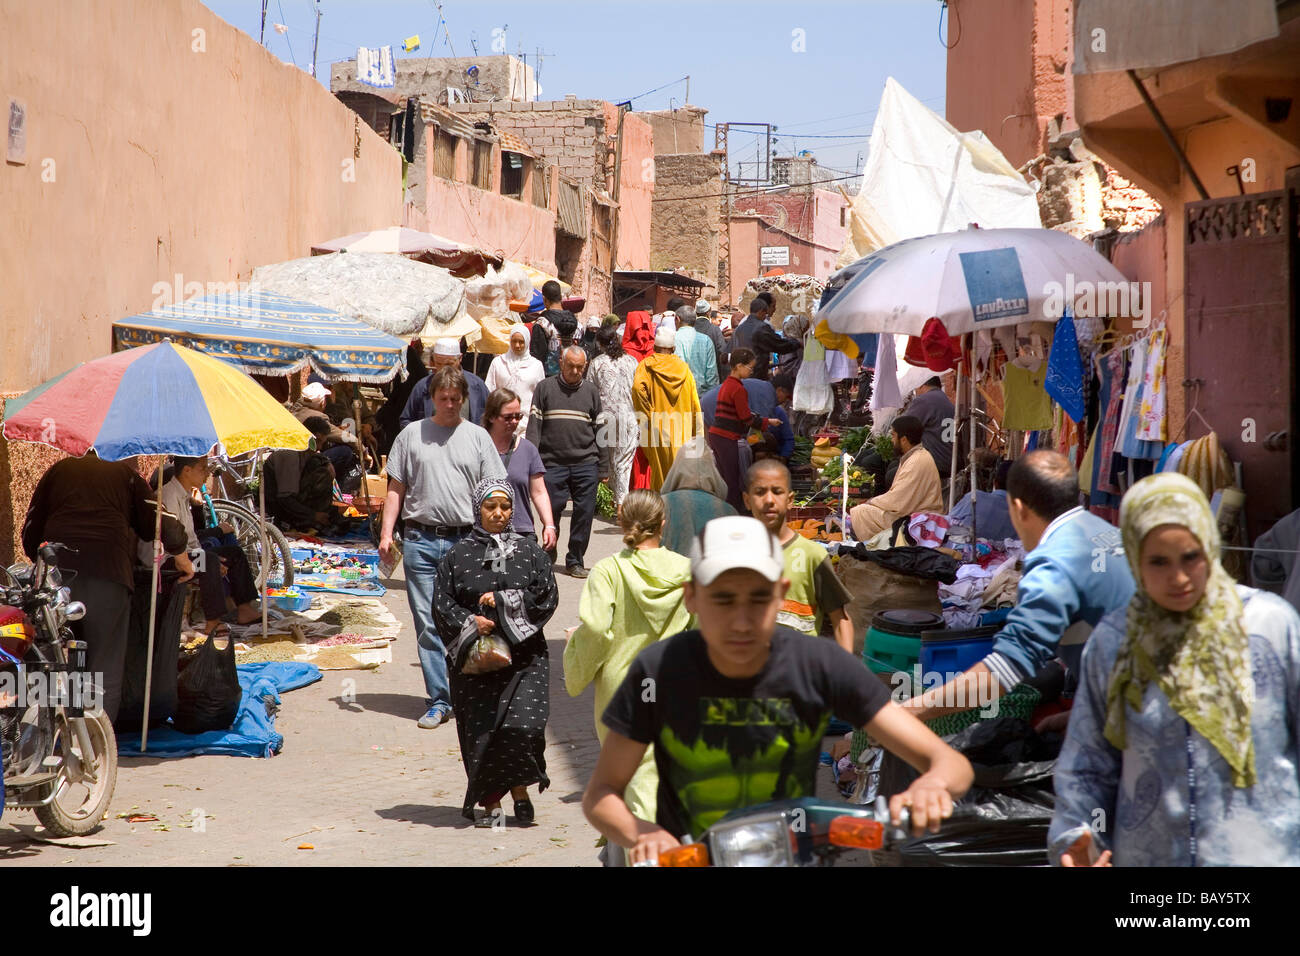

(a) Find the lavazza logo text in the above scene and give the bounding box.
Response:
[49,887,151,937]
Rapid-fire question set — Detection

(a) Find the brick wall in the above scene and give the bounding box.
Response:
[650,154,723,293]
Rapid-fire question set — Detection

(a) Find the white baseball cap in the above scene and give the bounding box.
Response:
[301,382,332,401]
[689,516,784,586]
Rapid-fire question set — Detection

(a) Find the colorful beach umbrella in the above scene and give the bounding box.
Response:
[3,340,311,461]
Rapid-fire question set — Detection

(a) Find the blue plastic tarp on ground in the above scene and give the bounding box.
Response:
[117,662,322,758]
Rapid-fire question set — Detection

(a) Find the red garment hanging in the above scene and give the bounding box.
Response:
[903,317,962,371]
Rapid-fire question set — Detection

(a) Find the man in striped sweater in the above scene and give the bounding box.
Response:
[527,345,604,578]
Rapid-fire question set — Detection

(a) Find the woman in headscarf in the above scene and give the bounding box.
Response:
[485,324,547,436]
[434,477,559,827]
[621,309,656,363]
[564,490,692,863]
[1050,473,1300,866]
[657,436,738,556]
[587,327,639,509]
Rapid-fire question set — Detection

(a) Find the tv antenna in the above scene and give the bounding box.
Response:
[469,31,479,56]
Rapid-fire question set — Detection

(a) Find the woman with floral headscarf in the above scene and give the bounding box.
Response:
[434,477,559,827]
[1050,473,1300,866]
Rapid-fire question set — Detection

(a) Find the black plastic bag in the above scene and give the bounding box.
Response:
[878,718,1062,867]
[116,572,189,733]
[173,631,242,735]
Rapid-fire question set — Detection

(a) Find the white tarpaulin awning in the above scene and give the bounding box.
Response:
[835,77,1042,269]
[1072,0,1279,74]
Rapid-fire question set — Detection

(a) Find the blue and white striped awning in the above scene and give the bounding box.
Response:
[113,291,407,383]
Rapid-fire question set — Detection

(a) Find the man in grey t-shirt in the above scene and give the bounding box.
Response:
[381,365,505,729]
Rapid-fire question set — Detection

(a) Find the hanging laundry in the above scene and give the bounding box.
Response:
[851,333,878,368]
[357,45,396,88]
[1002,361,1053,430]
[869,332,903,412]
[1117,337,1163,460]
[1136,326,1169,442]
[1044,312,1086,422]
[813,319,859,359]
[972,329,995,380]
[903,318,961,371]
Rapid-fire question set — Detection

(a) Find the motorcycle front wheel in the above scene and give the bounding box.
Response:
[35,711,118,837]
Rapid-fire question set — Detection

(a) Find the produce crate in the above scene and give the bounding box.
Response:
[788,504,832,521]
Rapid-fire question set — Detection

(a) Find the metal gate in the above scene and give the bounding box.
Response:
[1184,187,1299,542]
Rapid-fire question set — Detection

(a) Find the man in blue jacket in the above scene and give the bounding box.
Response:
[903,450,1134,722]
[399,338,488,429]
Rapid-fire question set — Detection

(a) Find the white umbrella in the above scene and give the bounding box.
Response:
[818,227,1133,337]
[249,252,466,337]
[821,227,1133,519]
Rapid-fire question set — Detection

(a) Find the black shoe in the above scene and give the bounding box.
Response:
[566,565,589,579]
[513,798,535,824]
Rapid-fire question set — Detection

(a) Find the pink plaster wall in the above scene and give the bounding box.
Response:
[611,108,654,271]
[0,0,403,562]
[421,175,558,274]
[0,0,403,395]
[946,0,1072,167]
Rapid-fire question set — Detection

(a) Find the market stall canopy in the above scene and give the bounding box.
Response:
[3,340,311,460]
[310,226,504,278]
[1072,0,1278,73]
[836,77,1041,269]
[820,227,1131,337]
[249,252,465,337]
[113,291,407,383]
[511,261,571,295]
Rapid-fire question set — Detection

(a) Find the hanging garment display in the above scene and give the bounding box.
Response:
[1176,432,1236,501]
[870,332,903,411]
[1044,312,1086,422]
[792,333,833,415]
[357,46,396,88]
[1001,361,1054,431]
[1136,326,1169,442]
[1117,338,1163,460]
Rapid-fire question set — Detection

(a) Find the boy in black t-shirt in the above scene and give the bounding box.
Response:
[584,515,974,864]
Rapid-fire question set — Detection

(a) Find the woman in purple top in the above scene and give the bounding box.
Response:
[484,388,556,551]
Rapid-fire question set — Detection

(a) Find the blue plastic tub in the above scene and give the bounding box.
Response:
[920,625,1001,682]
[274,592,314,612]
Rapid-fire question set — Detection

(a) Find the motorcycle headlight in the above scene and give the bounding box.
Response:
[708,812,795,868]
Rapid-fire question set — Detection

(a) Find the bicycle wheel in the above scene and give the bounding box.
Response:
[209,500,295,588]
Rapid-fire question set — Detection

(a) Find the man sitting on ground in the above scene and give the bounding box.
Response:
[264,418,338,533]
[849,415,943,540]
[142,456,261,633]
[582,515,973,862]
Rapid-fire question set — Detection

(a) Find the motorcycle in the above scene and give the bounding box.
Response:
[1,543,118,836]
[644,796,969,867]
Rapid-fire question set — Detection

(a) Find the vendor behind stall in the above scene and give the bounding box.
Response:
[848,416,943,540]
[902,451,1134,724]
[948,456,1018,541]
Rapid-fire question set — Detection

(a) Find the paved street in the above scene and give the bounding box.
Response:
[0,515,629,867]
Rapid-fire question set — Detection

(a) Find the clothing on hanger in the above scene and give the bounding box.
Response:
[1002,360,1054,431]
[1135,326,1169,442]
[1044,312,1086,423]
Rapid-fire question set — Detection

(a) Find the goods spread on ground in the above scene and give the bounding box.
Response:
[200,596,401,670]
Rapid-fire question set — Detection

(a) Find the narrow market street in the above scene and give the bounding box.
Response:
[0,518,627,867]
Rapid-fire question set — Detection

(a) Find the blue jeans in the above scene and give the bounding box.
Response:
[402,526,463,710]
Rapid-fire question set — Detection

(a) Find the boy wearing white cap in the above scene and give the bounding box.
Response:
[583,515,973,863]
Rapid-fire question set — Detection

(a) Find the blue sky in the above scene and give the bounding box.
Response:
[202,0,951,178]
